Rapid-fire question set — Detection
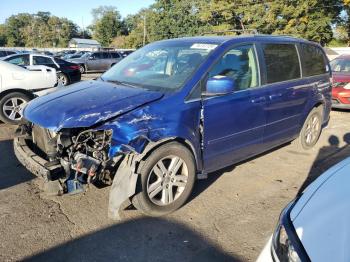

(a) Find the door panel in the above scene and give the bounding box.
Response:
[259,43,309,148]
[262,80,310,148]
[202,44,268,172]
[86,53,102,71]
[203,88,268,172]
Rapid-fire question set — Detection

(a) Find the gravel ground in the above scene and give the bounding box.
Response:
[0,95,349,261]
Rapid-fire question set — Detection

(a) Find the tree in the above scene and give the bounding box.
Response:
[90,6,123,46]
[2,12,80,47]
[0,24,7,46]
[5,13,32,46]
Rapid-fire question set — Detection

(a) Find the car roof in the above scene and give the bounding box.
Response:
[155,34,317,46]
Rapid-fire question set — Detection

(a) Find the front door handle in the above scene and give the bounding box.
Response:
[251,97,266,104]
[269,93,283,100]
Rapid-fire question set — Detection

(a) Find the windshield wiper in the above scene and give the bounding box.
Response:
[105,79,140,88]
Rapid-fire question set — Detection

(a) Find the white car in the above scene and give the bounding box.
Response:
[257,157,350,262]
[0,60,57,124]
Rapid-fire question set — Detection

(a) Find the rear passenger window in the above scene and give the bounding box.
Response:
[111,52,121,58]
[300,44,327,76]
[102,52,111,59]
[262,44,301,84]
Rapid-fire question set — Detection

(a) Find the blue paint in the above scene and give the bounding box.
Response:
[206,76,236,94]
[23,35,332,174]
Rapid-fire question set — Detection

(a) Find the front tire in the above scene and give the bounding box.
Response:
[296,106,323,150]
[132,142,196,217]
[0,92,31,124]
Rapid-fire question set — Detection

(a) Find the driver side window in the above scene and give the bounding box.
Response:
[209,44,259,91]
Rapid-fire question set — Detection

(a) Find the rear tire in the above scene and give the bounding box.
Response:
[57,72,69,86]
[0,92,31,124]
[295,106,323,150]
[132,142,196,217]
[79,65,86,74]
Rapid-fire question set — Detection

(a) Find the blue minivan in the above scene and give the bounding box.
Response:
[14,35,332,218]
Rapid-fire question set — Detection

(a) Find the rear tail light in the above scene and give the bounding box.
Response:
[69,65,80,70]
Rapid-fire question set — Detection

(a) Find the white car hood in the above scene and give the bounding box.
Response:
[291,157,350,262]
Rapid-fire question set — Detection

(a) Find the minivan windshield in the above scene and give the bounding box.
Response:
[101,42,217,91]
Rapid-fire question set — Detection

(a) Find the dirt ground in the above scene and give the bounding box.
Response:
[0,76,349,261]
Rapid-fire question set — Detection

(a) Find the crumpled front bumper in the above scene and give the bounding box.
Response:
[13,137,63,182]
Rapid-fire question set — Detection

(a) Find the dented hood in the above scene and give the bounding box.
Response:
[23,80,163,131]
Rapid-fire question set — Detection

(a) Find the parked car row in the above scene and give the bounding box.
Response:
[66,51,123,73]
[0,61,57,124]
[2,53,81,86]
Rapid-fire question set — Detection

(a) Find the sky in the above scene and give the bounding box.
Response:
[0,0,155,28]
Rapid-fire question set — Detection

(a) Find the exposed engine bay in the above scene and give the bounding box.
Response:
[19,124,120,195]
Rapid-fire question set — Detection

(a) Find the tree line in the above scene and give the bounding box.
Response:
[1,0,350,48]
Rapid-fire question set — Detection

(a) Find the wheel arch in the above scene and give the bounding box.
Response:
[0,89,34,100]
[137,137,200,174]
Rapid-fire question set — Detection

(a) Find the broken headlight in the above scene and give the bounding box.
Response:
[271,202,310,262]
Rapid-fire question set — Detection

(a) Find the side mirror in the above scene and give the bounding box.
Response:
[204,76,236,96]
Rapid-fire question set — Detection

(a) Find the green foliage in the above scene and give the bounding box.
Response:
[0,24,7,46]
[0,12,80,47]
[90,6,123,47]
[1,1,350,48]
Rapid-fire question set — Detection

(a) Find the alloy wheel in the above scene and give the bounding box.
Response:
[147,155,189,206]
[2,97,27,121]
[304,115,320,146]
[57,73,68,86]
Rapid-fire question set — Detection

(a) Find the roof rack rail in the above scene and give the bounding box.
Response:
[201,29,258,36]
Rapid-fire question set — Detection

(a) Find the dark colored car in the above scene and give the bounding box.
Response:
[330,55,350,109]
[54,50,77,59]
[67,51,123,73]
[119,50,135,57]
[3,53,81,86]
[14,36,331,219]
[0,50,17,58]
[63,51,89,60]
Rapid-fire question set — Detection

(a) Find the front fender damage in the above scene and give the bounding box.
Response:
[108,154,139,220]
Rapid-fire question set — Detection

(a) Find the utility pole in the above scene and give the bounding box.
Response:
[143,15,146,46]
[82,17,85,38]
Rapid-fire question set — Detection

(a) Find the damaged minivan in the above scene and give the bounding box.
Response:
[14,35,332,219]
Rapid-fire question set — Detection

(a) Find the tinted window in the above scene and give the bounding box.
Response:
[300,44,327,76]
[262,44,301,84]
[0,51,7,57]
[101,52,111,59]
[91,52,102,59]
[33,56,54,65]
[209,44,259,90]
[6,54,30,66]
[54,58,69,65]
[110,52,121,58]
[6,51,16,55]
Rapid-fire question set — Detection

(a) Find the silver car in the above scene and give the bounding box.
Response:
[68,51,123,73]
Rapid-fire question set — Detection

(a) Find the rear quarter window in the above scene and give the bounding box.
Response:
[300,44,327,76]
[262,43,301,84]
